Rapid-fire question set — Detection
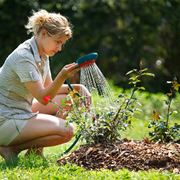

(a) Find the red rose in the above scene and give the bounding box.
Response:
[43,95,51,103]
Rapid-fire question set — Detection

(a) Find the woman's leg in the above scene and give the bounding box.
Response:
[27,86,90,157]
[0,114,74,163]
[28,94,70,156]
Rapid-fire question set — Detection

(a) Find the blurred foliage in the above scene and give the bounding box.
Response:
[0,0,180,92]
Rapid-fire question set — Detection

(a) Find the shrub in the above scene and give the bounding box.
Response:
[67,68,154,144]
[148,80,180,143]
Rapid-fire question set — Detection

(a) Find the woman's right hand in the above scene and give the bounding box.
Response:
[59,63,80,80]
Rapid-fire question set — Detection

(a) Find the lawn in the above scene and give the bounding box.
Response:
[0,89,179,180]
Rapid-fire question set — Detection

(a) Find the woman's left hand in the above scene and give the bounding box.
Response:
[78,84,91,108]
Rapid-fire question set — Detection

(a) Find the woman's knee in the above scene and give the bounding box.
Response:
[57,123,74,142]
[60,123,74,142]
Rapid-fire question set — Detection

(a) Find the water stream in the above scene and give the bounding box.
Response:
[79,63,114,105]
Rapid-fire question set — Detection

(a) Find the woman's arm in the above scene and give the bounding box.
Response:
[25,63,79,105]
[44,70,70,94]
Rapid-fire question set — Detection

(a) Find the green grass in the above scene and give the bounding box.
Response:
[0,127,179,180]
[121,118,151,140]
[0,90,179,179]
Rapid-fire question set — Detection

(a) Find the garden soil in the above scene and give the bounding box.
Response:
[57,139,180,173]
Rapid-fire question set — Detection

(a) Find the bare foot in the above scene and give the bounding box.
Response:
[0,146,18,164]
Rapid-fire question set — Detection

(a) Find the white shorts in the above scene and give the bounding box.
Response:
[0,119,28,146]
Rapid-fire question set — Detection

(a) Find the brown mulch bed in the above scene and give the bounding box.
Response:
[57,139,180,173]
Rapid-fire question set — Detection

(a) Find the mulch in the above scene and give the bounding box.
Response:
[57,139,180,173]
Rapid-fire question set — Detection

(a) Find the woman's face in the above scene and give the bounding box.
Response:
[39,30,68,57]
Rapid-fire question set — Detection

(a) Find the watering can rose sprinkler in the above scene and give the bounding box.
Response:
[66,52,98,92]
[43,53,98,156]
[76,52,98,67]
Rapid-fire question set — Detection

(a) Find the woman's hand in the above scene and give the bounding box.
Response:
[59,63,80,80]
[77,84,92,108]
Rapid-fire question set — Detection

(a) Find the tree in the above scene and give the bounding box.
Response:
[0,0,179,92]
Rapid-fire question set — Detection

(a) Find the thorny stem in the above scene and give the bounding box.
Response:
[69,100,82,125]
[123,87,136,112]
[166,94,173,128]
[53,101,63,115]
[113,99,126,122]
[113,86,136,124]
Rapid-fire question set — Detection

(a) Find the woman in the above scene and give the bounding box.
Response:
[0,9,90,163]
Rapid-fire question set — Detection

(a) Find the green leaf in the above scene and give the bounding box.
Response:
[141,73,155,77]
[138,87,146,91]
[126,69,137,75]
[139,68,148,73]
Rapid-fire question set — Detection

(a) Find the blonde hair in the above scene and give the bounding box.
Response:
[25,9,72,39]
